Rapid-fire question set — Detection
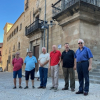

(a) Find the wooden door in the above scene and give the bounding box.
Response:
[6,60,8,71]
[34,45,39,72]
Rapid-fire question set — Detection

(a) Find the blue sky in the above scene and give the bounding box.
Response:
[0,0,24,43]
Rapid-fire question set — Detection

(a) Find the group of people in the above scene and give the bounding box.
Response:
[12,39,93,96]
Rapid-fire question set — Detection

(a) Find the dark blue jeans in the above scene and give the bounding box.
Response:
[77,61,89,93]
[39,67,48,87]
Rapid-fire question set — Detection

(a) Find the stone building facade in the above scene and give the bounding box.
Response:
[0,43,3,67]
[2,0,100,77]
[2,13,29,72]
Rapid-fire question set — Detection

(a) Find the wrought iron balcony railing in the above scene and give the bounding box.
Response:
[25,19,43,36]
[52,0,100,17]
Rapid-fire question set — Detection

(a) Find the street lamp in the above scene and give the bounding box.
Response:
[41,20,56,52]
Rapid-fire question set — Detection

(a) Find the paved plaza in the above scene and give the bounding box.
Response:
[0,72,100,100]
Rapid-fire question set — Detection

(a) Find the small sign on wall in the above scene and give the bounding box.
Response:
[58,45,61,49]
[27,48,29,52]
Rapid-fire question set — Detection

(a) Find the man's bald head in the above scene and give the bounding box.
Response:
[52,45,57,51]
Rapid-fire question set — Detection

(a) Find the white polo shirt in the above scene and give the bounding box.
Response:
[38,53,50,68]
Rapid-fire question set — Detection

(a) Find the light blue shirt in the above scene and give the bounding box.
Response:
[74,46,93,62]
[24,56,37,71]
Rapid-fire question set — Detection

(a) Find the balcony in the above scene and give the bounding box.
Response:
[25,19,43,36]
[52,0,100,22]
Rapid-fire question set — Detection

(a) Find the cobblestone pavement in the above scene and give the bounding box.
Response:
[0,72,100,100]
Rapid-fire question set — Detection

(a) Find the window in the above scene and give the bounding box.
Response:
[35,15,39,20]
[12,32,13,37]
[18,42,20,50]
[14,27,18,34]
[20,23,22,30]
[13,45,15,52]
[9,34,11,39]
[0,58,1,63]
[0,51,1,56]
[16,26,18,32]
[10,33,12,38]
[8,55,11,63]
[9,48,11,53]
[12,55,15,60]
[25,0,29,10]
[14,29,16,35]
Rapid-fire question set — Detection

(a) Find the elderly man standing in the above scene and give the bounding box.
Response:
[38,47,49,89]
[12,52,23,89]
[61,43,75,91]
[24,51,37,89]
[74,39,93,96]
[49,45,61,92]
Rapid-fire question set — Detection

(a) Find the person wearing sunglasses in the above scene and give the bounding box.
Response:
[74,39,93,96]
[12,52,23,89]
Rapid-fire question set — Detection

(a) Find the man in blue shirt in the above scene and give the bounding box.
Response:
[74,39,93,96]
[24,51,37,89]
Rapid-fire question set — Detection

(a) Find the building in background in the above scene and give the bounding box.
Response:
[2,13,29,72]
[0,43,3,67]
[2,0,100,78]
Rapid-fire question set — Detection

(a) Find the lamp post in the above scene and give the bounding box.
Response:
[42,0,56,52]
[44,0,46,47]
[41,21,56,53]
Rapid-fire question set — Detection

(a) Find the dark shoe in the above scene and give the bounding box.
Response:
[71,88,75,92]
[62,88,68,90]
[84,92,88,96]
[54,87,58,92]
[50,87,54,90]
[24,86,28,89]
[42,87,46,89]
[32,86,35,89]
[38,86,43,89]
[13,86,16,89]
[76,91,83,94]
[19,86,23,89]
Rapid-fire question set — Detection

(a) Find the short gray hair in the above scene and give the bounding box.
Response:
[15,52,20,55]
[52,45,57,48]
[42,47,46,50]
[78,39,84,43]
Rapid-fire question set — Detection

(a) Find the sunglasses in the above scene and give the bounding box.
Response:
[78,42,83,44]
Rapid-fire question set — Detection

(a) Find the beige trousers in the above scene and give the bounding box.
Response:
[51,65,59,88]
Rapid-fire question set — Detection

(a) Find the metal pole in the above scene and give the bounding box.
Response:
[30,11,31,24]
[47,25,49,53]
[61,0,65,11]
[45,0,46,21]
[44,0,46,47]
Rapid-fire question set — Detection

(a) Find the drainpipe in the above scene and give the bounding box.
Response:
[44,0,46,47]
[30,11,31,24]
[47,25,49,53]
[61,0,65,11]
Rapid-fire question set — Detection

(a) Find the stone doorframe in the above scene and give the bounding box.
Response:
[29,37,43,56]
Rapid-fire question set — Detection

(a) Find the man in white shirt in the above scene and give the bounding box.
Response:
[38,47,49,89]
